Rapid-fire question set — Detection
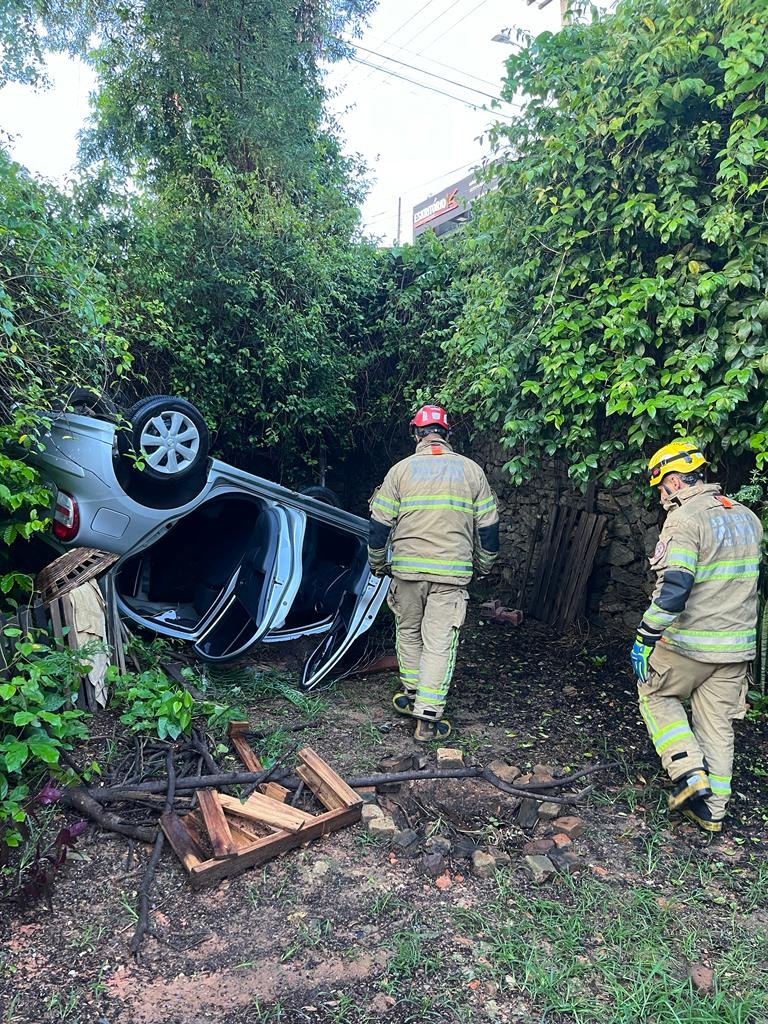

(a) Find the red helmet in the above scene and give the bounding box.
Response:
[410,405,450,430]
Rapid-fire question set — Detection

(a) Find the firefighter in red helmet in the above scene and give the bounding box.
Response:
[368,405,500,741]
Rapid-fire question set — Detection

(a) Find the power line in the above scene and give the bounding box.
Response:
[361,32,505,92]
[337,0,444,87]
[418,0,494,54]
[337,39,512,105]
[347,55,518,119]
[350,0,468,89]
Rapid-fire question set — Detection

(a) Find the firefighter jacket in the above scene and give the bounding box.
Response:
[368,436,500,586]
[639,482,762,663]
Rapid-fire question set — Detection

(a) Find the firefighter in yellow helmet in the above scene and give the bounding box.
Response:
[631,440,762,832]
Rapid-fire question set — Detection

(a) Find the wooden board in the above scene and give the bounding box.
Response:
[188,804,362,889]
[296,764,345,811]
[218,792,316,832]
[297,748,362,809]
[197,788,238,857]
[160,812,206,871]
[228,722,290,803]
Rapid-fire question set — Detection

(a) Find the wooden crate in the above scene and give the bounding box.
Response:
[160,748,362,888]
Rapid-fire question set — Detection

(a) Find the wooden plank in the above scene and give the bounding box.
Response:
[297,748,362,808]
[189,804,362,889]
[227,722,290,802]
[527,505,559,611]
[262,782,290,803]
[297,764,345,811]
[218,792,316,832]
[197,788,238,858]
[185,808,275,850]
[160,812,206,872]
[551,510,592,626]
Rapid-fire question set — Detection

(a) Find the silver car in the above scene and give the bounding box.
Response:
[32,394,389,689]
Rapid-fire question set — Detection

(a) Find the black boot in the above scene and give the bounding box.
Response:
[682,796,723,834]
[668,769,712,812]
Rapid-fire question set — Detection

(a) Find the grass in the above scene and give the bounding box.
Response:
[453,872,768,1024]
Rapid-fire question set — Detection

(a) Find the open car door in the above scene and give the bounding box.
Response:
[192,506,304,661]
[298,551,390,691]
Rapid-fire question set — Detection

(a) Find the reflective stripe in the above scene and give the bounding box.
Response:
[709,774,731,795]
[373,497,399,517]
[644,603,678,628]
[695,559,760,581]
[639,695,659,734]
[665,628,755,651]
[393,557,473,574]
[668,546,697,569]
[652,720,695,754]
[400,499,474,514]
[474,497,497,516]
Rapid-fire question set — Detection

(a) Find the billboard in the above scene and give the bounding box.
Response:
[412,171,493,239]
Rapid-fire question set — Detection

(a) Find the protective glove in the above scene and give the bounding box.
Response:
[369,561,392,579]
[630,636,654,683]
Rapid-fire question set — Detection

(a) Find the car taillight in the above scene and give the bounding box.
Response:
[53,492,80,542]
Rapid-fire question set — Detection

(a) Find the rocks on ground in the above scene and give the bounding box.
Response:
[522,854,556,884]
[436,747,464,769]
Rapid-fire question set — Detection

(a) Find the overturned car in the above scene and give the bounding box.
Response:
[32,395,388,689]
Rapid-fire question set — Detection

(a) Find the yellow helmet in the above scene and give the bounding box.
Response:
[648,440,707,486]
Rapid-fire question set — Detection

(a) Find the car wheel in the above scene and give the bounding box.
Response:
[54,388,121,422]
[300,485,341,507]
[127,396,210,481]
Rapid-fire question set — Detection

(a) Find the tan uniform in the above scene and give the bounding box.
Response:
[637,482,762,818]
[369,436,499,720]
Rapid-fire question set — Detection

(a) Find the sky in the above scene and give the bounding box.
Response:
[0,0,563,244]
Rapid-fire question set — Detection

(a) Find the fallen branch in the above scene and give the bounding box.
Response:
[60,787,156,843]
[86,767,280,803]
[130,749,176,961]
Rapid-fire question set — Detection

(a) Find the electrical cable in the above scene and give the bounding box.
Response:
[418,0,493,54]
[336,0,442,86]
[335,39,515,105]
[347,55,518,119]
[360,32,506,91]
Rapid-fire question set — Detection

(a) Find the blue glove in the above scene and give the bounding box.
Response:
[630,636,653,683]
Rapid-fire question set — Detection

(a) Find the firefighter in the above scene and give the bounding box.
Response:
[631,440,762,832]
[368,405,499,742]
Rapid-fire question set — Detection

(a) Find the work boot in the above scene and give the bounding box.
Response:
[668,769,712,812]
[392,692,415,717]
[681,796,723,834]
[414,718,452,743]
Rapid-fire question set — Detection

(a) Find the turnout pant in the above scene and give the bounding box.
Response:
[638,643,749,819]
[387,578,469,720]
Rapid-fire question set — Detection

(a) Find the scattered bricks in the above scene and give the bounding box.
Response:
[494,852,512,869]
[517,799,540,830]
[471,850,497,878]
[521,854,556,885]
[488,759,521,784]
[368,816,397,839]
[551,816,585,839]
[549,849,584,876]
[378,754,413,774]
[522,838,554,856]
[413,753,429,771]
[688,964,715,995]
[537,801,562,820]
[425,835,452,857]
[552,833,572,848]
[517,773,533,786]
[362,804,385,824]
[358,787,378,804]
[533,763,554,778]
[391,828,420,852]
[436,748,464,769]
[421,852,446,878]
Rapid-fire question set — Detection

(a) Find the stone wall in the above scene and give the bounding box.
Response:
[334,432,662,627]
[470,440,661,627]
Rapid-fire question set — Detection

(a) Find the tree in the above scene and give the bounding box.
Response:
[443,0,768,486]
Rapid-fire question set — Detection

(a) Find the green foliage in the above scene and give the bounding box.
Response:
[442,0,768,486]
[0,636,90,847]
[110,667,241,740]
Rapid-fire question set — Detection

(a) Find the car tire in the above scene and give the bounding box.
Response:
[54,388,121,422]
[126,396,210,482]
[300,485,341,507]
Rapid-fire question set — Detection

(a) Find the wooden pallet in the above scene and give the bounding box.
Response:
[160,748,362,888]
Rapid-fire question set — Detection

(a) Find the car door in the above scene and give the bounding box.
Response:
[192,506,305,662]
[298,552,390,690]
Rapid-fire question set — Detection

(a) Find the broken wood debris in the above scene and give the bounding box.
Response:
[160,747,363,888]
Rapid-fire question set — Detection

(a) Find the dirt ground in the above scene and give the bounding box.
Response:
[2,612,767,1024]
